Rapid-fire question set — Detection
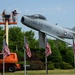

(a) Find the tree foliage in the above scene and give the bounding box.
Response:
[0,26,74,69]
[65,49,74,65]
[25,30,39,48]
[9,26,24,51]
[0,26,4,52]
[48,39,62,62]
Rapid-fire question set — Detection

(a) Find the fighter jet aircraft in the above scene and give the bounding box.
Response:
[21,14,75,44]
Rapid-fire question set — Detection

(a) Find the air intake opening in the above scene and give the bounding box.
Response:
[21,17,24,23]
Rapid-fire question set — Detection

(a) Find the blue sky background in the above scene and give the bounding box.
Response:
[0,0,75,40]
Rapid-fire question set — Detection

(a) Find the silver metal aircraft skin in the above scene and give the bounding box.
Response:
[21,14,75,43]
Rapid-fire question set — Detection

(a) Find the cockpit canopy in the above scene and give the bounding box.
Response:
[26,14,46,20]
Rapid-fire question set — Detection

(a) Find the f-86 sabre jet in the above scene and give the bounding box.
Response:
[21,14,75,68]
[21,14,75,44]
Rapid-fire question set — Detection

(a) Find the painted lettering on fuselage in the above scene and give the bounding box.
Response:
[30,21,52,30]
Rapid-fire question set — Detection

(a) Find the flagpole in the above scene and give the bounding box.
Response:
[45,36,48,74]
[24,36,26,75]
[73,36,75,68]
[3,38,5,75]
[45,55,48,74]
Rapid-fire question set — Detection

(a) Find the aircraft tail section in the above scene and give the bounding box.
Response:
[71,27,75,31]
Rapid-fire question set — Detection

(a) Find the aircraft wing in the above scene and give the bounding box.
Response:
[40,30,72,45]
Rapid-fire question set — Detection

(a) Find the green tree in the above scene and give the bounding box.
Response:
[0,26,4,52]
[25,30,38,48]
[49,46,62,62]
[65,49,74,66]
[48,39,62,62]
[9,26,24,51]
[55,40,68,61]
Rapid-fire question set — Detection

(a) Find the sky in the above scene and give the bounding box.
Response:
[0,0,75,40]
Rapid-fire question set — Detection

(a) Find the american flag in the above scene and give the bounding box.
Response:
[2,39,10,58]
[25,37,31,58]
[45,39,52,57]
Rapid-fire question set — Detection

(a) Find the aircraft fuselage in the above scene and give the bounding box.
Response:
[21,14,74,39]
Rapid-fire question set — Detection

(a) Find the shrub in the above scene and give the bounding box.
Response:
[65,50,74,66]
[54,63,60,69]
[30,60,45,70]
[15,51,24,61]
[48,62,54,70]
[60,62,73,69]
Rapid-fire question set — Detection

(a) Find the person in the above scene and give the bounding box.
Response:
[12,10,18,22]
[2,10,6,22]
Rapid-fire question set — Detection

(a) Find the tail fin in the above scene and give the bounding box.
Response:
[71,27,75,31]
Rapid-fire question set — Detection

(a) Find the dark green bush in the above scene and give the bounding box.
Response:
[48,62,54,70]
[54,63,60,69]
[30,60,45,70]
[15,51,24,61]
[60,62,73,69]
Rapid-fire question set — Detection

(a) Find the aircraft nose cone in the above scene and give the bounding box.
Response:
[21,16,25,23]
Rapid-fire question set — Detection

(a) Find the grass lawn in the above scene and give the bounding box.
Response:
[0,69,75,75]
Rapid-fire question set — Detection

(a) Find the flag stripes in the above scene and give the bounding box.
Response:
[2,39,10,58]
[24,37,31,58]
[45,39,52,57]
[25,43,31,58]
